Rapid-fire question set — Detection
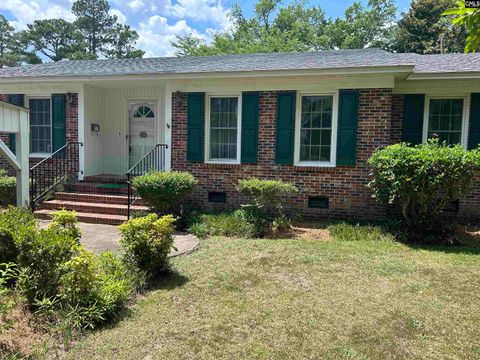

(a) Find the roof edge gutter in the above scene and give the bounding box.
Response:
[407,72,480,80]
[0,65,415,84]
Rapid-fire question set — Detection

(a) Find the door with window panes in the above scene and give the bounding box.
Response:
[128,102,157,168]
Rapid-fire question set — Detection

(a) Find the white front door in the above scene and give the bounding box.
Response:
[128,102,157,168]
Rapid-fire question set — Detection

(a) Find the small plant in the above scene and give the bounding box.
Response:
[237,178,298,236]
[59,248,98,305]
[132,171,197,215]
[368,140,480,242]
[0,263,18,332]
[0,174,15,207]
[189,210,257,238]
[47,209,82,242]
[119,214,176,278]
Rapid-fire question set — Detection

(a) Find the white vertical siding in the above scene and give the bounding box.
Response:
[0,104,21,133]
[83,86,165,176]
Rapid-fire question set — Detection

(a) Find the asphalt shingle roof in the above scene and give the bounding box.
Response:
[0,48,478,79]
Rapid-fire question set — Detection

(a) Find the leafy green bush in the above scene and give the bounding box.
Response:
[0,175,15,207]
[237,178,298,235]
[55,249,136,329]
[132,171,197,215]
[0,207,37,264]
[119,214,176,278]
[16,228,79,302]
[0,208,142,335]
[189,210,257,238]
[47,209,82,242]
[59,247,98,305]
[368,140,480,241]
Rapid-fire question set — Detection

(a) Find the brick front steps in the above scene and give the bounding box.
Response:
[35,175,149,225]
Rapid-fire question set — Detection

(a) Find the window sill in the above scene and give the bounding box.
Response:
[29,153,51,158]
[205,160,240,165]
[294,163,337,173]
[203,162,241,169]
[295,162,336,168]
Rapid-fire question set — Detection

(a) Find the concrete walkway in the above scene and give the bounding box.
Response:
[38,220,199,257]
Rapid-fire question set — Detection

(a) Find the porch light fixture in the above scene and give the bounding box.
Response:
[66,92,74,104]
[175,91,183,106]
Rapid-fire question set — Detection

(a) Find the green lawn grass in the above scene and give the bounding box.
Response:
[68,223,480,360]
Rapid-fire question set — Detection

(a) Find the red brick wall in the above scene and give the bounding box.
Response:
[171,89,394,220]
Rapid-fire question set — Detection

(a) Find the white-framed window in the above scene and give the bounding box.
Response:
[28,97,52,155]
[294,92,338,167]
[423,95,470,148]
[205,94,242,164]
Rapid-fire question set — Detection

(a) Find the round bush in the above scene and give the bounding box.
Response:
[368,140,480,242]
[119,214,176,278]
[132,171,196,214]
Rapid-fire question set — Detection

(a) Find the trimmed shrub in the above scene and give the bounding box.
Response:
[237,178,298,214]
[119,214,176,278]
[0,175,16,206]
[368,140,480,242]
[237,178,298,235]
[132,171,196,215]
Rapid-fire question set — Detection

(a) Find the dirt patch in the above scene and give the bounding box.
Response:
[267,222,332,241]
[0,299,44,358]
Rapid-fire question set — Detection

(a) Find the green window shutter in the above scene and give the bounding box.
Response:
[8,134,16,155]
[52,94,66,152]
[187,92,205,162]
[337,90,359,166]
[241,92,259,164]
[402,94,425,145]
[275,91,296,164]
[7,95,23,155]
[469,93,480,150]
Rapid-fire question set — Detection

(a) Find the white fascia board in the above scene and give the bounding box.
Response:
[407,72,480,80]
[0,65,415,85]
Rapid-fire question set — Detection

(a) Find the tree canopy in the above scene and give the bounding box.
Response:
[0,0,474,67]
[172,0,397,56]
[444,1,480,52]
[393,0,466,54]
[0,0,144,67]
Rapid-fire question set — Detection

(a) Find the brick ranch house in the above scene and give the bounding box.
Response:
[0,48,479,224]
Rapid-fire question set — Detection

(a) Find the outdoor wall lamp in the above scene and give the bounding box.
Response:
[66,92,74,104]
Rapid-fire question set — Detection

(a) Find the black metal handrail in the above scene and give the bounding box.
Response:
[30,142,83,210]
[127,144,168,218]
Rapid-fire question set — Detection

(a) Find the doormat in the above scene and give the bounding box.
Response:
[96,183,127,189]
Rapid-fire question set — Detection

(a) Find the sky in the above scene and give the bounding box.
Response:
[0,0,412,57]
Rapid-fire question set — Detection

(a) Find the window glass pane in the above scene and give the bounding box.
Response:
[209,97,238,160]
[428,99,463,145]
[299,95,333,162]
[29,98,51,153]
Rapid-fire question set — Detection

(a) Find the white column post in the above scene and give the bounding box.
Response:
[16,113,29,207]
[164,82,172,171]
[78,85,85,180]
